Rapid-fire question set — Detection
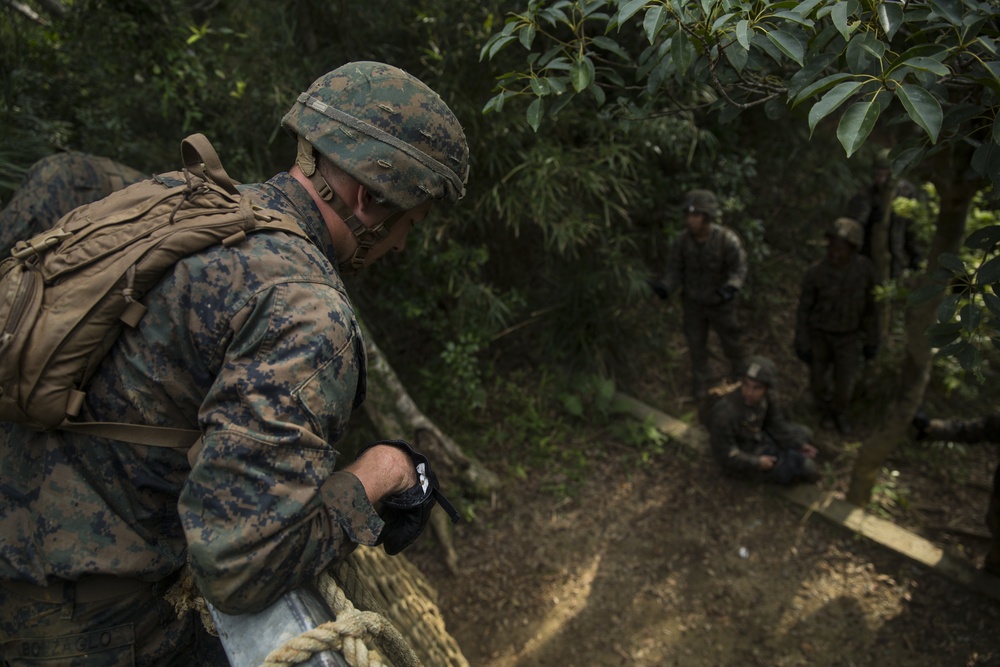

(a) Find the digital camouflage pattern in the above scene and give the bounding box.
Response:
[923,415,1000,574]
[707,388,816,485]
[0,169,383,659]
[282,61,469,211]
[661,223,748,395]
[0,152,147,257]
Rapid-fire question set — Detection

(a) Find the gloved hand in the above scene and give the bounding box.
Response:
[717,285,738,302]
[912,409,930,441]
[647,278,669,300]
[863,344,878,360]
[794,344,812,364]
[357,439,461,555]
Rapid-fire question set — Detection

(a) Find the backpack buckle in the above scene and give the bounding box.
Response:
[11,230,74,260]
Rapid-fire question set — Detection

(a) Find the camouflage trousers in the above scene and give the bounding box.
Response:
[0,576,224,667]
[806,328,861,416]
[682,298,744,397]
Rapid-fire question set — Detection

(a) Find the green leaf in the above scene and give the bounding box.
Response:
[792,0,824,17]
[831,2,852,42]
[529,77,551,96]
[643,6,667,43]
[837,96,884,157]
[908,282,946,306]
[526,97,544,131]
[793,72,853,105]
[977,255,1000,285]
[671,33,695,73]
[482,34,517,61]
[808,81,864,134]
[937,293,961,323]
[764,29,805,66]
[896,83,943,144]
[965,225,1000,250]
[570,56,594,92]
[736,19,750,49]
[937,252,966,274]
[901,56,951,77]
[877,3,903,40]
[519,24,537,50]
[960,303,983,332]
[929,0,963,26]
[711,12,737,32]
[618,0,648,25]
[984,293,1000,318]
[724,39,748,72]
[927,321,962,347]
[846,33,885,73]
[591,36,630,60]
[773,10,815,28]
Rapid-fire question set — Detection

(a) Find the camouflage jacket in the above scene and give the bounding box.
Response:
[707,389,810,473]
[0,172,381,615]
[662,224,748,306]
[0,152,147,256]
[795,253,879,344]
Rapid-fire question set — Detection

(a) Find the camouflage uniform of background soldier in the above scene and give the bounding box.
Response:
[706,356,820,485]
[0,61,469,666]
[794,217,880,436]
[912,413,1000,575]
[0,152,147,257]
[649,189,748,399]
[845,153,923,279]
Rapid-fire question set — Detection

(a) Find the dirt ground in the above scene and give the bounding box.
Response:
[407,307,1000,666]
[410,430,1000,667]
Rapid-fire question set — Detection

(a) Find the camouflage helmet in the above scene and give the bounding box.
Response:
[743,355,777,388]
[827,216,864,249]
[281,61,469,211]
[681,189,719,219]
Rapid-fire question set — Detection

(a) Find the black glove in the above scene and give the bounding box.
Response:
[863,344,878,360]
[357,439,461,556]
[717,285,738,302]
[912,410,929,441]
[647,278,669,300]
[794,344,812,364]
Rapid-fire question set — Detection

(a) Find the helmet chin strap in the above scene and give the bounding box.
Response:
[296,137,404,274]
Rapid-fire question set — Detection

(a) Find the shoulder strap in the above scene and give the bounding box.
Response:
[182,133,238,196]
[59,420,199,448]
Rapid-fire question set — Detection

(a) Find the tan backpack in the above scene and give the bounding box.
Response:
[0,134,309,446]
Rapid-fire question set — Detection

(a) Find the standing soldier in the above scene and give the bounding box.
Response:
[795,217,880,435]
[649,189,748,399]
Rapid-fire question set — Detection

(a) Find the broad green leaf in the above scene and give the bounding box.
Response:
[671,33,695,73]
[877,3,903,40]
[773,10,814,27]
[736,19,750,50]
[900,56,951,77]
[938,252,966,274]
[926,321,962,347]
[808,81,864,134]
[526,97,544,131]
[896,83,943,143]
[965,225,1000,250]
[590,83,606,107]
[929,0,962,26]
[793,72,853,105]
[519,24,537,50]
[764,29,805,66]
[977,255,1000,285]
[984,293,1000,318]
[618,0,648,25]
[711,12,737,32]
[792,0,824,17]
[591,36,630,60]
[937,293,961,323]
[643,6,667,43]
[908,282,946,306]
[979,36,998,57]
[960,303,983,332]
[788,53,839,99]
[483,35,517,61]
[724,39,748,72]
[570,58,592,92]
[529,78,551,96]
[832,2,851,41]
[846,33,885,73]
[837,96,884,157]
[550,92,575,116]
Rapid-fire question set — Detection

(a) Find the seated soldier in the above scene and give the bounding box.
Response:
[707,356,820,485]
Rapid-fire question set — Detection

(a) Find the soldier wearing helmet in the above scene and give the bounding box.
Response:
[649,188,748,399]
[706,356,820,484]
[794,216,880,435]
[0,62,466,663]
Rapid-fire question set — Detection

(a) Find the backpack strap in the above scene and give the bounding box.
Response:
[59,420,200,448]
[181,133,239,196]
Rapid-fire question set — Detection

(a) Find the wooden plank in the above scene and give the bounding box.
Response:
[614,392,1000,602]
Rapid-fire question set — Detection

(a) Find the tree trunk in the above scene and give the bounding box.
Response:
[846,148,980,506]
